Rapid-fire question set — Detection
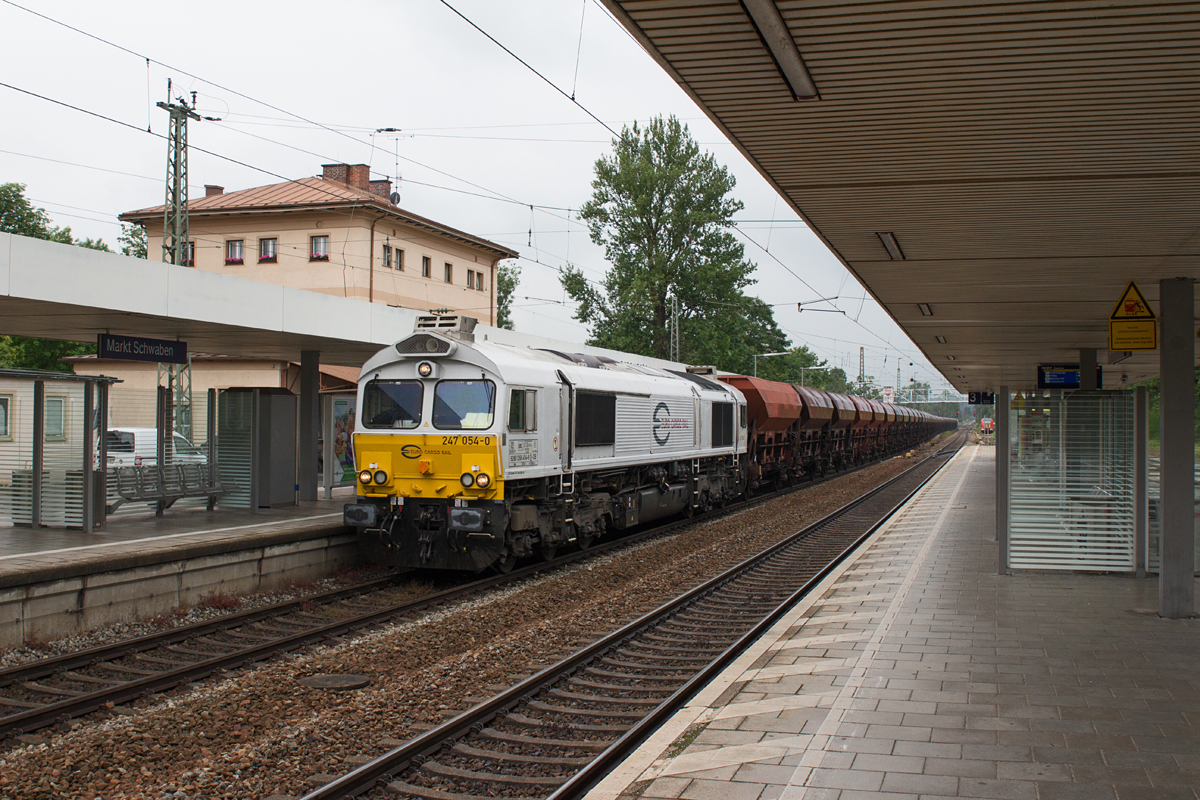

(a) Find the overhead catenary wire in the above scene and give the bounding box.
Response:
[435,0,618,138]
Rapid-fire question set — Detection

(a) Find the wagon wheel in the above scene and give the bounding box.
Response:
[537,542,558,562]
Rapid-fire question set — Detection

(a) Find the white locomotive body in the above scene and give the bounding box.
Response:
[344,317,748,571]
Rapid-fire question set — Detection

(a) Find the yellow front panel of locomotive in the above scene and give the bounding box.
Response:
[354,433,502,500]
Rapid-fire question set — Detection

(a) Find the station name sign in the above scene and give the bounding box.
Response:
[97,333,188,365]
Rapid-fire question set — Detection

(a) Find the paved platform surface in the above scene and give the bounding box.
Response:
[590,445,1200,800]
[0,490,354,587]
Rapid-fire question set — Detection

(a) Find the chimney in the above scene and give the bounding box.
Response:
[205,185,224,197]
[346,164,371,190]
[369,179,392,200]
[321,163,349,184]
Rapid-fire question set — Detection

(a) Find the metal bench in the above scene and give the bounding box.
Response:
[107,464,229,515]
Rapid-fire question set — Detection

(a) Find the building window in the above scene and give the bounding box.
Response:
[444,262,453,283]
[225,240,244,265]
[259,238,277,263]
[382,244,392,268]
[422,256,431,278]
[477,272,484,291]
[311,235,330,261]
[395,248,404,271]
[45,396,65,442]
[181,241,195,267]
[467,269,475,289]
[0,395,10,440]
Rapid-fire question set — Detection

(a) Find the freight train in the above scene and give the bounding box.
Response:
[343,316,956,571]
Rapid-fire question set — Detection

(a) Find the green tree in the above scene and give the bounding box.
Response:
[118,223,147,258]
[0,183,98,371]
[0,182,72,243]
[562,115,792,370]
[495,260,520,330]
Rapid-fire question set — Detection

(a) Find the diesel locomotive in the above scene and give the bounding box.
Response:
[343,316,955,571]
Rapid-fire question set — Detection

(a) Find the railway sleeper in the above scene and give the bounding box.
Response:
[525,700,646,720]
[131,653,194,668]
[654,620,746,634]
[61,671,118,686]
[417,760,570,787]
[597,656,697,673]
[384,778,539,800]
[479,727,611,752]
[613,647,716,663]
[0,695,40,709]
[20,681,84,698]
[637,633,731,651]
[502,711,627,733]
[452,742,594,767]
[582,666,684,684]
[548,688,663,706]
[94,662,158,676]
[566,677,676,695]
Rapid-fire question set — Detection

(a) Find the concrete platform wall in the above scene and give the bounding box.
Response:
[0,531,359,648]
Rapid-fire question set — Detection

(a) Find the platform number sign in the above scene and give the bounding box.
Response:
[968,392,995,405]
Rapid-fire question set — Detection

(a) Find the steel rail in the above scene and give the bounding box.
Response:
[299,431,964,800]
[0,432,954,741]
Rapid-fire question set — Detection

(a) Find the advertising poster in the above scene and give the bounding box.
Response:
[331,395,357,484]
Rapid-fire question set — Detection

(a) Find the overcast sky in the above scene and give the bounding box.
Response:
[0,0,949,391]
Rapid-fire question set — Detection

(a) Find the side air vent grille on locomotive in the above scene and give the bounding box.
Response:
[395,334,452,355]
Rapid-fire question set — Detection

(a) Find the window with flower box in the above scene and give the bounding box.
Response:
[259,238,277,263]
[310,235,330,261]
[181,241,195,267]
[225,240,244,265]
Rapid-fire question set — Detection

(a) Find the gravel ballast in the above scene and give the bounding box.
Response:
[0,445,943,800]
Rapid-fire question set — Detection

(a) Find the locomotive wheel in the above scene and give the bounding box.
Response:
[491,549,518,574]
[537,543,558,562]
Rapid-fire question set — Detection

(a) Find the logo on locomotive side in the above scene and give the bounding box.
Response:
[400,445,423,459]
[652,402,690,446]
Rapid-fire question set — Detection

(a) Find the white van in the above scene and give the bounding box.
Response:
[106,428,206,468]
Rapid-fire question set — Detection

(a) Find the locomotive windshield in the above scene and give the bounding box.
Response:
[363,380,423,429]
[433,380,495,430]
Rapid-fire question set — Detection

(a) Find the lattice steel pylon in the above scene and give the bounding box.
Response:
[156,89,199,441]
[157,92,200,267]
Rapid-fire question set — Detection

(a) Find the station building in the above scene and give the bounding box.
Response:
[118,163,518,326]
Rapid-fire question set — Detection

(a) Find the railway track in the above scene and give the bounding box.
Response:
[303,431,965,800]
[0,433,956,744]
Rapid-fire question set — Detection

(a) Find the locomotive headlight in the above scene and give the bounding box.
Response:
[475,472,491,489]
[460,472,475,488]
[373,470,388,485]
[358,470,372,484]
[417,361,434,378]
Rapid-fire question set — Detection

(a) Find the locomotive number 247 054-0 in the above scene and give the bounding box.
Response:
[441,436,493,446]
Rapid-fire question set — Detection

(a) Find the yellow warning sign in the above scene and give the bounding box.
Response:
[1109,281,1157,351]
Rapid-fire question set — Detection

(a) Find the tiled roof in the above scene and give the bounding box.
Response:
[119,177,518,259]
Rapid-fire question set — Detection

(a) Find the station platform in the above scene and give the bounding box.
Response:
[590,445,1200,800]
[0,493,358,649]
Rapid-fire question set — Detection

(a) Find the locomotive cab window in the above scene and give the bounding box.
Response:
[363,380,423,429]
[434,380,495,430]
[740,404,747,429]
[575,392,616,446]
[508,389,537,432]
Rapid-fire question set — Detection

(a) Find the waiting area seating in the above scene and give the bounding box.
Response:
[108,464,228,514]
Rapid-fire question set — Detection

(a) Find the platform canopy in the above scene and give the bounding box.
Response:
[601,0,1200,391]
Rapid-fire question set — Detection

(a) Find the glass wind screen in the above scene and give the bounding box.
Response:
[1008,390,1134,571]
[434,381,495,430]
[363,381,423,429]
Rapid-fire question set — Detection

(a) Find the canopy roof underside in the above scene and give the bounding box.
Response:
[603,0,1200,391]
